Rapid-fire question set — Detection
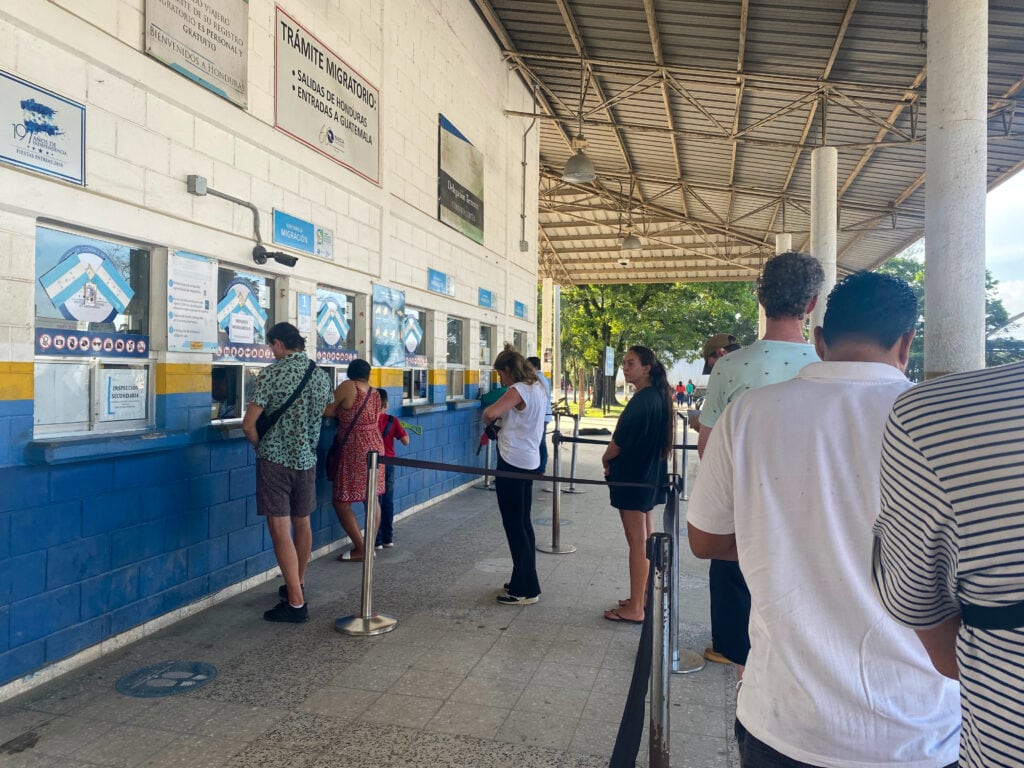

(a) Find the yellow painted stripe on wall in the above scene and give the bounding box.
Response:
[464,369,479,385]
[428,368,446,385]
[372,368,402,387]
[0,362,33,401]
[156,362,211,395]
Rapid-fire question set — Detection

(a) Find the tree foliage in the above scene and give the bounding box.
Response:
[554,282,759,392]
[878,247,1024,380]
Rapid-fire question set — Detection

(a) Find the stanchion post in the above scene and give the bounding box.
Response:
[663,474,705,675]
[335,452,397,636]
[649,533,672,768]
[537,432,575,554]
[475,439,495,491]
[564,413,585,494]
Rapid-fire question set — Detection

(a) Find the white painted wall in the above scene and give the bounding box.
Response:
[0,0,539,369]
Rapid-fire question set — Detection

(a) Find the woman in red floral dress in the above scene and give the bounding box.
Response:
[325,359,385,561]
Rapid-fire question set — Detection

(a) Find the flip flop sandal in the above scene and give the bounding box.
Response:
[603,608,643,625]
[338,551,364,562]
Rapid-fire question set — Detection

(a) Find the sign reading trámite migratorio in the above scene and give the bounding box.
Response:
[438,115,484,244]
[144,0,249,107]
[275,7,380,184]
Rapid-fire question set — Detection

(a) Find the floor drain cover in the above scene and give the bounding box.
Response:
[115,661,217,698]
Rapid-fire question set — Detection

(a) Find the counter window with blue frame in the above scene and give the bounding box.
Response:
[446,315,466,399]
[402,306,429,404]
[33,225,153,437]
[210,266,276,423]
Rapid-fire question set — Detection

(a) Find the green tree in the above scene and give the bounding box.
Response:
[878,247,1023,380]
[554,282,758,405]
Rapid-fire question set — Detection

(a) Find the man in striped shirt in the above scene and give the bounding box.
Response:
[873,361,1024,768]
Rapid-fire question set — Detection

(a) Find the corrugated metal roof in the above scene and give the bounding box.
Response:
[471,0,1024,284]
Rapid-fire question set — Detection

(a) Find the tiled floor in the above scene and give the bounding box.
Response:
[0,419,738,767]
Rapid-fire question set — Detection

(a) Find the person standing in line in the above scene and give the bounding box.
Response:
[684,378,695,407]
[242,322,333,623]
[326,359,385,562]
[602,346,673,624]
[483,344,546,606]
[675,381,687,407]
[688,272,959,768]
[526,356,553,473]
[697,251,824,671]
[373,388,409,550]
[873,361,1024,768]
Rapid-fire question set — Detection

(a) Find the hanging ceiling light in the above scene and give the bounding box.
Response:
[620,176,642,251]
[562,61,596,183]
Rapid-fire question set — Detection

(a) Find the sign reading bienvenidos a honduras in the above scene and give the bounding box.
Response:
[144,0,249,107]
[275,7,380,184]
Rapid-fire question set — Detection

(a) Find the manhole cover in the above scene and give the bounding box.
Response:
[115,661,217,698]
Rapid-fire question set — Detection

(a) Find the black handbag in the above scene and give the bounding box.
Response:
[256,361,317,440]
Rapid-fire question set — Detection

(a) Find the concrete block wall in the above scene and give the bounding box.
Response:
[0,0,538,689]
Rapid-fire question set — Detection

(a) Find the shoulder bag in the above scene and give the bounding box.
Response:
[255,360,317,440]
[326,387,377,481]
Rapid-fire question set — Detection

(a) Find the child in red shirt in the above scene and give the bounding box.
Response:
[375,388,410,549]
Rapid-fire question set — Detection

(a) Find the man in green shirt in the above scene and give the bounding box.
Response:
[243,322,333,622]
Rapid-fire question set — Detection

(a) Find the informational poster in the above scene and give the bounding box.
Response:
[297,293,312,334]
[144,0,249,107]
[167,250,217,352]
[275,7,380,183]
[0,69,85,185]
[228,313,255,344]
[99,368,148,422]
[605,346,615,376]
[371,285,405,368]
[438,114,484,243]
[514,301,527,320]
[478,288,493,309]
[214,272,273,362]
[316,288,357,364]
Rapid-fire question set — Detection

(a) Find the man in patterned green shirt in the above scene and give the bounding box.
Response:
[242,322,333,622]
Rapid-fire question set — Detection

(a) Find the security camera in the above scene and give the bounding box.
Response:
[251,245,298,268]
[272,252,298,267]
[617,257,630,267]
[252,245,268,264]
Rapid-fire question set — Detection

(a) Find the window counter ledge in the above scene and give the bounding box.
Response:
[25,430,193,465]
[402,403,447,416]
[447,399,480,410]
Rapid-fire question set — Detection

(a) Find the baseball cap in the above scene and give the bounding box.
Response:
[701,333,740,374]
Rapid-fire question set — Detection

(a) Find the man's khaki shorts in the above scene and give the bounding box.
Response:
[256,458,317,518]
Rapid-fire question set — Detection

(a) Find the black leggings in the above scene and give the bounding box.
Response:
[494,457,541,599]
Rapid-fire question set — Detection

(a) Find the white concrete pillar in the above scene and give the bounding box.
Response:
[764,234,793,336]
[552,283,562,395]
[809,146,838,330]
[541,276,553,366]
[925,0,987,377]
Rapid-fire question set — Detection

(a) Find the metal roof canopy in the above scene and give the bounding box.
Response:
[471,0,1024,285]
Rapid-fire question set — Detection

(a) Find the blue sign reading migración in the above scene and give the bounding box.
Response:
[514,301,527,319]
[478,288,493,308]
[272,210,315,255]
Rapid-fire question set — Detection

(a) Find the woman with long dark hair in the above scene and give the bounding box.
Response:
[601,345,673,623]
[482,344,547,605]
[325,358,385,562]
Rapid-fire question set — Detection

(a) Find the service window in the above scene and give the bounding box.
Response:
[33,225,153,436]
[446,316,466,399]
[210,267,276,422]
[402,306,428,404]
[478,323,494,394]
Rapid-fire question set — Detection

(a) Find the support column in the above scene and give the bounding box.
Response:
[541,277,553,365]
[809,146,838,330]
[765,234,793,337]
[552,284,562,396]
[925,0,987,377]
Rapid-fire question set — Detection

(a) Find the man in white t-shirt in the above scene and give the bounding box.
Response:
[687,272,960,768]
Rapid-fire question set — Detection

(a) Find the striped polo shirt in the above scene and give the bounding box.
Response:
[872,362,1024,768]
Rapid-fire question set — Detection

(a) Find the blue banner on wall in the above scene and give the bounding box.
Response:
[428,268,454,296]
[514,300,527,319]
[478,288,493,308]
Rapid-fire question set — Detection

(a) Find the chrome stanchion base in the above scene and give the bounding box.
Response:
[335,613,398,636]
[671,648,706,674]
[561,488,586,494]
[536,543,576,554]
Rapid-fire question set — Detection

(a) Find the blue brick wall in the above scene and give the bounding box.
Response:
[0,395,485,686]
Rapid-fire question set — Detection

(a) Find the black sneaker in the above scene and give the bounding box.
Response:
[277,584,304,601]
[264,602,309,623]
[497,594,538,606]
[502,582,510,592]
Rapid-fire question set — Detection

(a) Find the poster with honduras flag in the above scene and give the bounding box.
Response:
[315,288,357,364]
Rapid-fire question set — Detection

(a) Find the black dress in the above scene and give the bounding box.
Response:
[607,386,669,511]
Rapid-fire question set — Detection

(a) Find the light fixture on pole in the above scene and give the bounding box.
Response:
[561,62,596,183]
[620,177,642,252]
